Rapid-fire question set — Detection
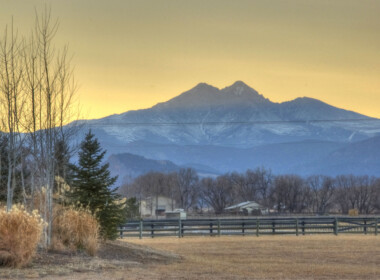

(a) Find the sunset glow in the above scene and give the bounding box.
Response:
[1,0,380,119]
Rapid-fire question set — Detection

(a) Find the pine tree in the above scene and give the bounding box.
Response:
[70,130,126,240]
[0,135,9,201]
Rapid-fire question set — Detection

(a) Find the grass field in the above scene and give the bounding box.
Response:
[1,235,379,279]
[123,235,380,280]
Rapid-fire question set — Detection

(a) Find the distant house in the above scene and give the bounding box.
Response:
[224,201,268,215]
[165,209,187,219]
[140,196,178,217]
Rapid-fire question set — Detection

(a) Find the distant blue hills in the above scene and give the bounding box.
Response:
[74,81,380,181]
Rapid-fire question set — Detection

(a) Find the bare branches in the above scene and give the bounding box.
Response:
[0,8,78,247]
[123,169,380,216]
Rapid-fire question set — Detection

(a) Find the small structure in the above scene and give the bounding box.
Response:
[139,196,178,217]
[224,201,267,215]
[165,209,187,219]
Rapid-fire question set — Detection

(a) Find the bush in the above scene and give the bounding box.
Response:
[52,206,99,256]
[0,205,44,267]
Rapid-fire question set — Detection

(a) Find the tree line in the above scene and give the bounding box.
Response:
[121,168,380,215]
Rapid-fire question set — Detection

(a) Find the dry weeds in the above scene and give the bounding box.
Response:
[52,206,99,256]
[0,206,43,267]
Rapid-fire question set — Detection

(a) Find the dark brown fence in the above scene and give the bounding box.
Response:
[119,216,379,239]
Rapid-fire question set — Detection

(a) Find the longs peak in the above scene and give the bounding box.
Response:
[154,81,269,110]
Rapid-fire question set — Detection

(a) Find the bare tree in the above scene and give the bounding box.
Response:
[0,18,27,210]
[31,8,77,246]
[175,168,199,211]
[200,176,235,214]
[270,175,309,213]
[371,178,380,213]
[230,171,256,202]
[307,175,335,214]
[0,8,78,246]
[353,176,377,214]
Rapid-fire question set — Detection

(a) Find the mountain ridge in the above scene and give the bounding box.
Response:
[71,81,380,179]
[81,81,378,148]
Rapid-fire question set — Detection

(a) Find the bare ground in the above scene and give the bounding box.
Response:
[0,240,180,279]
[0,235,379,279]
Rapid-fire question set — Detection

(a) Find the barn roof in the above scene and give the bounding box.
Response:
[225,201,262,210]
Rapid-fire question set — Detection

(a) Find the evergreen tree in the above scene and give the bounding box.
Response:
[0,135,8,201]
[55,139,72,184]
[70,130,126,240]
[0,135,28,203]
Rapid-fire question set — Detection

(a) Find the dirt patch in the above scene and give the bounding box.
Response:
[0,240,180,279]
[97,240,180,264]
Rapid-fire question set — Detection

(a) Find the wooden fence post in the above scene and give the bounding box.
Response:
[178,219,182,238]
[256,219,259,237]
[272,221,276,234]
[296,218,299,236]
[242,222,245,236]
[120,226,123,239]
[209,222,213,236]
[139,220,143,239]
[334,217,338,236]
[151,223,154,238]
[364,220,367,235]
[217,219,221,237]
[375,218,378,236]
[302,220,305,235]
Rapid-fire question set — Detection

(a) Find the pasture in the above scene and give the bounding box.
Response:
[1,235,378,279]
[122,235,379,280]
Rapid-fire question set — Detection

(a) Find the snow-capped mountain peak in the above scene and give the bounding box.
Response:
[81,81,379,150]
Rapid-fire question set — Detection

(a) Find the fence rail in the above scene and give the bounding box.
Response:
[119,216,379,239]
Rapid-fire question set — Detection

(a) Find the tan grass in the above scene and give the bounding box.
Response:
[52,206,99,256]
[125,235,380,280]
[0,205,43,267]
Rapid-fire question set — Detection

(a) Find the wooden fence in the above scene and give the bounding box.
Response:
[119,216,379,239]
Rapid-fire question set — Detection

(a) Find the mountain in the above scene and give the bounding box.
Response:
[154,81,270,110]
[107,137,380,179]
[105,140,344,174]
[296,136,380,176]
[107,153,181,185]
[73,81,380,178]
[81,81,378,149]
[107,152,220,186]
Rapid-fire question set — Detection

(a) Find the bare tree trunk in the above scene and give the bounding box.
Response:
[0,19,24,211]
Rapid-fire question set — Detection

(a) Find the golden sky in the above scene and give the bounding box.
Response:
[1,0,380,119]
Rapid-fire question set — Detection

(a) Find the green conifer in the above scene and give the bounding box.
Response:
[70,130,126,239]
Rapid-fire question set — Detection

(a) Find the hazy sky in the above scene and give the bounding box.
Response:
[1,0,380,119]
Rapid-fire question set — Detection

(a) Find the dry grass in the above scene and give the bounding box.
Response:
[52,206,99,256]
[124,235,380,280]
[0,205,43,267]
[0,233,378,279]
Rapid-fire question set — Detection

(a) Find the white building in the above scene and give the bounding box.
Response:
[140,195,178,217]
[224,201,268,215]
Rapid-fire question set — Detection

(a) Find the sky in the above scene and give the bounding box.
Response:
[1,0,380,119]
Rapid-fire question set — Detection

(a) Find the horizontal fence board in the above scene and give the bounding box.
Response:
[118,216,379,239]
